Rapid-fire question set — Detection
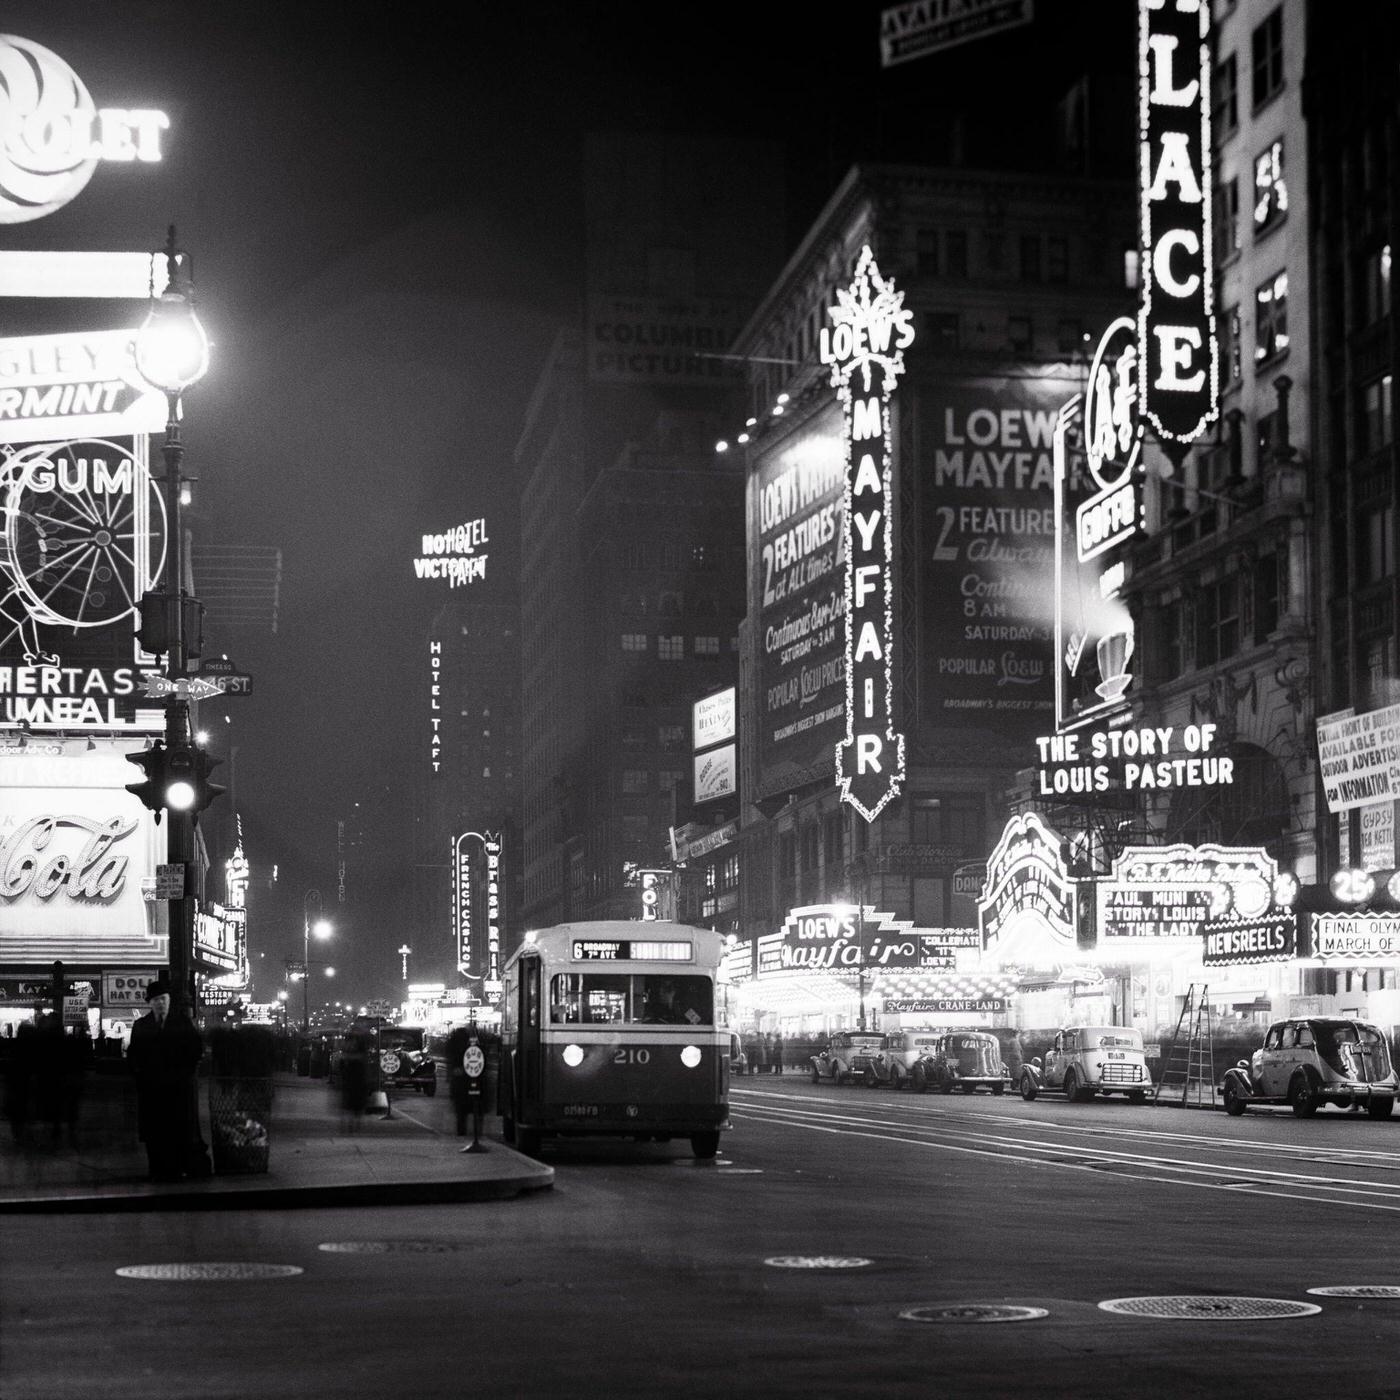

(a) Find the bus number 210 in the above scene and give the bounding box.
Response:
[614,1048,651,1065]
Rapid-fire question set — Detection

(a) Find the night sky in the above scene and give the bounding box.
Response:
[3,0,1135,1004]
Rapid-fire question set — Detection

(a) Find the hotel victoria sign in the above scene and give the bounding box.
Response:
[821,244,915,822]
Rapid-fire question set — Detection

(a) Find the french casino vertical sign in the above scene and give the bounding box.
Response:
[1138,0,1218,452]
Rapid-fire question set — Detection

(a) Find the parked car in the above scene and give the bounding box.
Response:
[882,1031,947,1090]
[375,1025,438,1096]
[1018,1026,1150,1103]
[810,1031,888,1086]
[912,1030,1008,1095]
[1223,1017,1397,1118]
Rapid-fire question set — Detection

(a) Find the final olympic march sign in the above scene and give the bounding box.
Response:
[821,245,914,821]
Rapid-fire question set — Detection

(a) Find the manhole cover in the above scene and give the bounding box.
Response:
[900,1304,1048,1324]
[765,1255,874,1270]
[319,1241,467,1255]
[117,1263,303,1281]
[1307,1285,1400,1299]
[1099,1296,1319,1320]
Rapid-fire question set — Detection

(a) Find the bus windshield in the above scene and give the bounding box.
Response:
[550,972,713,1027]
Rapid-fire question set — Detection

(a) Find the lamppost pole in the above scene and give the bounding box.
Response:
[303,888,322,1033]
[135,227,210,1024]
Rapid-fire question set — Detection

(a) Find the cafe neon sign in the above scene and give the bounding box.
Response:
[821,244,914,821]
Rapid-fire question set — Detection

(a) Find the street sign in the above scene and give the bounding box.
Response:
[0,328,168,443]
[140,675,228,701]
[154,863,186,899]
[463,1044,485,1078]
[198,657,238,675]
[209,673,253,696]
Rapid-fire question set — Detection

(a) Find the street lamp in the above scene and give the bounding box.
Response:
[302,888,333,1032]
[134,226,210,1022]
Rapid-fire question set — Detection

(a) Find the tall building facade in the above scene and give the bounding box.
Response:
[515,133,785,932]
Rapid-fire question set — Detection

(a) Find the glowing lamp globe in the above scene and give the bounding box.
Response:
[135,289,210,393]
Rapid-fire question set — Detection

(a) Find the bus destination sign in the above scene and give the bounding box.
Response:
[571,940,694,962]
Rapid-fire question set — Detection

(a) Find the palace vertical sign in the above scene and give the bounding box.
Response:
[822,245,914,821]
[1138,0,1218,450]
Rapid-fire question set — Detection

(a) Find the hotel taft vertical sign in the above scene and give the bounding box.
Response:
[822,245,914,822]
[1138,0,1218,450]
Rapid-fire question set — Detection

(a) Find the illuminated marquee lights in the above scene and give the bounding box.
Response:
[413,517,489,589]
[484,834,502,1004]
[0,35,170,225]
[1137,0,1218,448]
[820,245,914,822]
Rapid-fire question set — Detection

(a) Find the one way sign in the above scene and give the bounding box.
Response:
[0,329,168,445]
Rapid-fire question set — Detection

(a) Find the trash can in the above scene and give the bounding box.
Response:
[208,1076,272,1173]
[208,1025,275,1174]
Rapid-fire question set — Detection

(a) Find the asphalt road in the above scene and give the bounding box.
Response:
[6,1075,1400,1400]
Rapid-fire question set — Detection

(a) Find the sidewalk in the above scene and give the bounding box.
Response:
[0,1071,552,1214]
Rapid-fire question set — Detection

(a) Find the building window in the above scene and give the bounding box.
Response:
[1008,316,1033,354]
[694,635,720,656]
[909,794,983,852]
[944,230,968,279]
[658,590,684,616]
[621,633,649,653]
[1020,235,1042,282]
[1214,178,1240,265]
[1253,140,1287,235]
[1253,555,1280,641]
[658,723,685,751]
[620,591,649,615]
[1047,236,1069,283]
[622,769,649,794]
[1250,7,1284,111]
[1254,271,1288,363]
[1358,503,1395,585]
[658,635,684,661]
[984,232,1004,271]
[720,852,740,888]
[1165,596,1190,676]
[1359,375,1394,455]
[1359,245,1392,328]
[1123,247,1140,290]
[925,311,959,348]
[823,811,843,868]
[916,228,939,275]
[1195,576,1241,667]
[621,542,648,570]
[1220,305,1242,384]
[1213,53,1238,136]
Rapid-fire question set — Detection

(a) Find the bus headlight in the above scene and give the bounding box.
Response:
[562,1044,584,1067]
[680,1045,702,1068]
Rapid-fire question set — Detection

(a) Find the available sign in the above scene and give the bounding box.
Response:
[1317,704,1400,813]
[1201,915,1297,967]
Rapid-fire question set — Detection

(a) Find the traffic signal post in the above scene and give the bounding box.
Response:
[125,230,216,1022]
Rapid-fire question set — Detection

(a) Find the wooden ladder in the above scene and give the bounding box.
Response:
[1151,983,1217,1109]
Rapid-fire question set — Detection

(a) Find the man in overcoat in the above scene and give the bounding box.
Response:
[128,976,205,1180]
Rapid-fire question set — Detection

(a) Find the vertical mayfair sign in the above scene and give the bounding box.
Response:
[821,244,914,822]
[1137,0,1217,452]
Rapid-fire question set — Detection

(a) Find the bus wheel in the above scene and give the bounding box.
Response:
[516,1126,542,1157]
[690,1131,720,1160]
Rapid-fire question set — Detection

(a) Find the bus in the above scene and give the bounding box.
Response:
[499,921,733,1159]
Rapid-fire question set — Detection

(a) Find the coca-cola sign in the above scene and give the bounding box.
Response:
[0,814,136,901]
[0,746,165,961]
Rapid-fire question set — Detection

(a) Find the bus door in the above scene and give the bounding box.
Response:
[516,955,543,1112]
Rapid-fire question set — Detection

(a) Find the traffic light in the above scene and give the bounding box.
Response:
[125,741,170,822]
[163,742,226,819]
[124,741,226,821]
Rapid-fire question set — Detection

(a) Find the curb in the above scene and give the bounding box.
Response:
[0,1164,554,1214]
